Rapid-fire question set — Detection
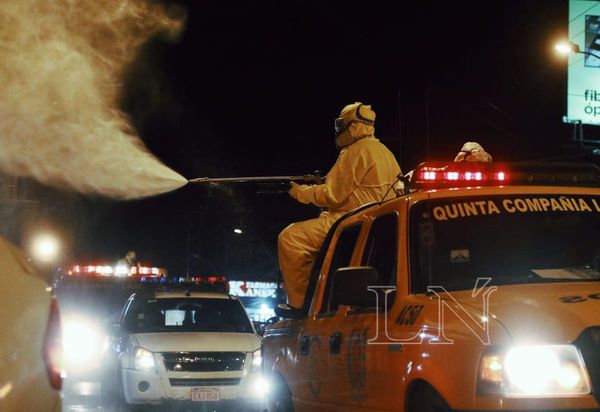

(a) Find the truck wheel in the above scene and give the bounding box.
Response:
[267,376,294,412]
[406,381,450,412]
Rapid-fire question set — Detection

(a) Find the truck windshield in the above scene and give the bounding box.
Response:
[410,195,600,292]
[123,297,254,334]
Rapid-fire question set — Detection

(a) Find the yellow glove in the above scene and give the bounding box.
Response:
[289,181,314,204]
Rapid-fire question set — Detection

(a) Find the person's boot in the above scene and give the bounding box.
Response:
[274,303,306,318]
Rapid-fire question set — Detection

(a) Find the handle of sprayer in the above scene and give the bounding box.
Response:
[300,170,323,184]
[257,170,324,194]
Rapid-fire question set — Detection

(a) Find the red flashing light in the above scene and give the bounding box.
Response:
[422,171,437,180]
[445,171,459,180]
[67,264,167,278]
[172,276,230,293]
[416,164,509,186]
[191,276,228,284]
[464,171,483,181]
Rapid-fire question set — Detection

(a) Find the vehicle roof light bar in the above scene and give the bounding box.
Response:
[411,162,600,190]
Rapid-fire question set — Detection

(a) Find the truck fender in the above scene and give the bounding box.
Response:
[401,355,456,408]
[269,346,292,379]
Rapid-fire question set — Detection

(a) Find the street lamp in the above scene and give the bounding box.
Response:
[555,40,600,60]
[30,233,61,264]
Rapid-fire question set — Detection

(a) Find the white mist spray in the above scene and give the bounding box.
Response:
[0,0,188,199]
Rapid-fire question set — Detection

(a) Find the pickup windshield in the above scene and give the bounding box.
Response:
[410,195,600,292]
[123,297,254,333]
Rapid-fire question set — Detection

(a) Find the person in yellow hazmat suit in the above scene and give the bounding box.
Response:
[276,102,401,315]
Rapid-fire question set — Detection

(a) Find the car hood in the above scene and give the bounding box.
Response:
[131,332,261,353]
[452,282,600,344]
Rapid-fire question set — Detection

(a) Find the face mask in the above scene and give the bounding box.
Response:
[334,116,357,147]
[335,121,374,149]
[335,129,353,149]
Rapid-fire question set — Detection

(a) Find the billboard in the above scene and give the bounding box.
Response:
[565,0,600,125]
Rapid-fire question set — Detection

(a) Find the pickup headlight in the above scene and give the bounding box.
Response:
[134,347,155,371]
[479,345,591,397]
[62,317,101,365]
[251,349,262,372]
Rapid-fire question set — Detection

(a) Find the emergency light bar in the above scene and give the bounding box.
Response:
[138,276,230,294]
[67,264,167,277]
[158,276,227,284]
[411,162,600,189]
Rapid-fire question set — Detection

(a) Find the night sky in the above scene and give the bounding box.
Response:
[23,0,596,280]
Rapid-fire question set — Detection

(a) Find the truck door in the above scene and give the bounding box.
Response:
[295,223,363,410]
[328,212,401,410]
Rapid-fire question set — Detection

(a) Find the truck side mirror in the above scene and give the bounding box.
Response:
[265,316,279,325]
[253,321,266,336]
[329,266,385,310]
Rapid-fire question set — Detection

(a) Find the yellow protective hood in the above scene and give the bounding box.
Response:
[335,102,375,149]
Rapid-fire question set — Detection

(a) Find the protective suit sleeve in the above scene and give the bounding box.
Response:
[292,150,361,209]
[288,181,305,203]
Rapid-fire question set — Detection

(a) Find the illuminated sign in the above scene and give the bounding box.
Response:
[228,281,279,298]
[565,1,600,125]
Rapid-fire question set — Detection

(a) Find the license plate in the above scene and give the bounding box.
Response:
[191,387,220,401]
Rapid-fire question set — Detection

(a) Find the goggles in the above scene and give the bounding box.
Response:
[334,118,352,133]
[334,104,374,133]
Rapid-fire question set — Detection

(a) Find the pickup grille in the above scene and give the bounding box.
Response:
[169,378,241,387]
[574,326,600,403]
[161,352,246,372]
